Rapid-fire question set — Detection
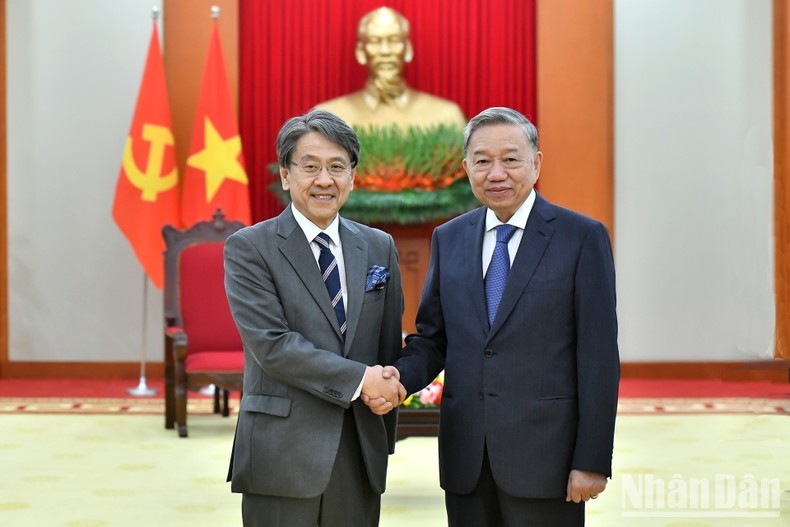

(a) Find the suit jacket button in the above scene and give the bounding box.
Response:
[484,349,493,358]
[478,392,484,400]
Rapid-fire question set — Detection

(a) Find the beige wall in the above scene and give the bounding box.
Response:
[614,0,774,361]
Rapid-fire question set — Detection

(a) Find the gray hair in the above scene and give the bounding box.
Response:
[463,107,539,156]
[276,109,360,168]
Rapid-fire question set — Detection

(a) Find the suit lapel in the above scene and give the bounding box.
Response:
[340,219,367,356]
[487,194,556,340]
[464,208,490,331]
[277,208,344,340]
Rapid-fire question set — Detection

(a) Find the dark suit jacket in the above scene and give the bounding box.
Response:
[224,206,403,498]
[396,193,619,499]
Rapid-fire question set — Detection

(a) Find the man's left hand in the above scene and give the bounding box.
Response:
[566,469,607,503]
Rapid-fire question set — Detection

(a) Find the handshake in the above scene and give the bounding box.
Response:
[360,365,406,415]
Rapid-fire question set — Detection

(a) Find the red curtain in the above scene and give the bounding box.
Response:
[239,0,537,221]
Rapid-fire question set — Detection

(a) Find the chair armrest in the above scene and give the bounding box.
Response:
[166,326,189,356]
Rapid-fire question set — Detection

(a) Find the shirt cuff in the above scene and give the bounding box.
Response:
[351,376,364,401]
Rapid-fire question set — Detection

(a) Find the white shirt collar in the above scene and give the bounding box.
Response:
[484,189,536,232]
[290,204,341,246]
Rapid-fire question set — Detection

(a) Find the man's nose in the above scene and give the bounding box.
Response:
[487,160,508,180]
[315,167,334,185]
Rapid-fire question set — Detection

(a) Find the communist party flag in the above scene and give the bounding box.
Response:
[112,22,180,290]
[181,21,251,227]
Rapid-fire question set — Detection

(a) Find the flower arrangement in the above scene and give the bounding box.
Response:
[402,371,444,409]
[270,125,480,225]
[354,124,465,192]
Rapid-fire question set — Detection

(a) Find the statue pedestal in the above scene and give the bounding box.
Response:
[383,223,443,444]
[396,408,440,440]
[376,223,437,336]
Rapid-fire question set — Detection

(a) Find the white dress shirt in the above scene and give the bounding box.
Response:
[291,205,349,315]
[291,205,364,399]
[482,189,536,277]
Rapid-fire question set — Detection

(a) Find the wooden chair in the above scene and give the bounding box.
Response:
[163,209,245,437]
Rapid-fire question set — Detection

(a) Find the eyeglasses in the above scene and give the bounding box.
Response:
[290,161,352,178]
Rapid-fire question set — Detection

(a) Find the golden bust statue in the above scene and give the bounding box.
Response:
[316,7,466,130]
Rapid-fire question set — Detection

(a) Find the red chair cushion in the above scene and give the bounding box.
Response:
[184,351,244,372]
[179,243,244,353]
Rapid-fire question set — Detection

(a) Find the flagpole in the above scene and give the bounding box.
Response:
[124,5,162,398]
[196,4,223,401]
[127,271,158,396]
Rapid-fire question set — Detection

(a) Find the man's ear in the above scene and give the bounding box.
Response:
[532,151,543,182]
[280,166,290,191]
[404,41,414,64]
[355,43,367,66]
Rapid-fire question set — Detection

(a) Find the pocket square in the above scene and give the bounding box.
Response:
[365,265,390,291]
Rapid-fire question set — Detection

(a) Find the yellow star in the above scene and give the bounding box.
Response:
[187,117,248,202]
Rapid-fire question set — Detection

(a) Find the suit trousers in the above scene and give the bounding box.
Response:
[445,445,584,527]
[241,410,380,527]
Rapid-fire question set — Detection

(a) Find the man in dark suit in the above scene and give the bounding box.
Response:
[224,109,405,527]
[368,107,619,526]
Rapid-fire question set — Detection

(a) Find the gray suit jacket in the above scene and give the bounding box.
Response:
[224,206,403,498]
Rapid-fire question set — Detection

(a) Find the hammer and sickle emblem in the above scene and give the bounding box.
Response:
[122,124,178,202]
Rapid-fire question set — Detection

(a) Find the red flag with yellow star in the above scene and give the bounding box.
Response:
[182,22,251,227]
[112,22,180,290]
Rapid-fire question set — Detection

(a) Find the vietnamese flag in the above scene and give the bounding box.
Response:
[182,21,251,227]
[112,22,180,290]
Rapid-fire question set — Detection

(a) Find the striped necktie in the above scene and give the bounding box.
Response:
[485,224,517,327]
[315,233,346,337]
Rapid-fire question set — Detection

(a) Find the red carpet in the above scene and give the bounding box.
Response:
[0,377,786,398]
[617,378,790,398]
[0,378,166,397]
[0,379,239,415]
[0,378,787,416]
[0,378,232,398]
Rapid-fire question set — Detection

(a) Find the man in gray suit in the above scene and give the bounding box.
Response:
[225,109,405,527]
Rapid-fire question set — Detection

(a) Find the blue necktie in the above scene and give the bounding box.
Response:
[315,233,347,337]
[485,224,517,327]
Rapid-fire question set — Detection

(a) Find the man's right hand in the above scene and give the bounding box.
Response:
[361,366,406,415]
